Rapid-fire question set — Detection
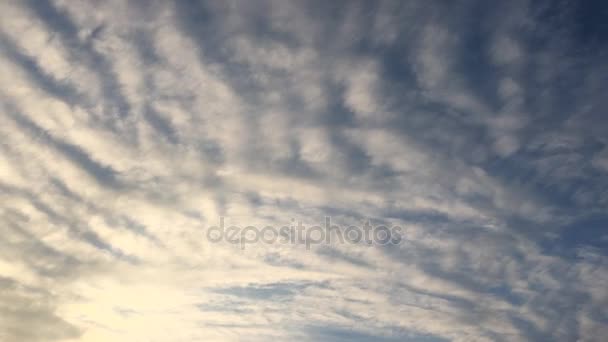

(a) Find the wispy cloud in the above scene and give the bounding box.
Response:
[1,0,607,341]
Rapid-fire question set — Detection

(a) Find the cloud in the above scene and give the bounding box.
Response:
[1,0,607,341]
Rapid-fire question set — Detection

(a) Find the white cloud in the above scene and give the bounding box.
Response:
[1,1,607,341]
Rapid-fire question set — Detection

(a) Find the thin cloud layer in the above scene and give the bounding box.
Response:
[1,0,607,341]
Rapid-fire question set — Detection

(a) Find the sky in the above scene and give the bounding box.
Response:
[1,0,607,341]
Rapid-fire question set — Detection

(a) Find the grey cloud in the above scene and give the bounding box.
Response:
[0,277,81,342]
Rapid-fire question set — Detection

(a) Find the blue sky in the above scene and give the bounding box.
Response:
[0,0,607,341]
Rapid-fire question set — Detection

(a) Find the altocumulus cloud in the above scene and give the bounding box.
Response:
[1,0,608,341]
